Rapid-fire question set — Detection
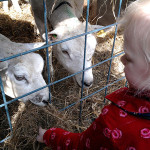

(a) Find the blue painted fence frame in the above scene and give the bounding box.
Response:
[0,0,124,143]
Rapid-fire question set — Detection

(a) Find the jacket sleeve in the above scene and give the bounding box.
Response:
[43,112,111,150]
[43,127,82,149]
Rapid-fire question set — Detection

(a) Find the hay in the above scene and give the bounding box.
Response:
[0,14,36,43]
[0,2,41,43]
[3,102,84,150]
[0,1,127,149]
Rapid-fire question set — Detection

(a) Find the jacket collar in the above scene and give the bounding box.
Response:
[106,87,150,119]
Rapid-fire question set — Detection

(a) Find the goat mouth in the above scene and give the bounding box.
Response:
[29,99,47,106]
[29,97,48,106]
[42,100,49,105]
[74,77,92,88]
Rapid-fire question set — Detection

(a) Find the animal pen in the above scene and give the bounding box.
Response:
[0,0,127,149]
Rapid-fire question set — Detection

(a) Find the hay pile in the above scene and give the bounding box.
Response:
[3,102,84,150]
[0,1,126,150]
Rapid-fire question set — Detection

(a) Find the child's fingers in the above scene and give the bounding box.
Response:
[37,134,44,143]
[36,135,40,141]
[39,127,46,132]
[39,126,42,131]
[37,127,47,143]
[39,128,47,135]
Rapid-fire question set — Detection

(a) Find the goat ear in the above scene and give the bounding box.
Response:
[0,61,8,71]
[48,33,58,41]
[42,27,65,42]
[42,32,58,42]
[83,22,112,33]
[89,25,113,33]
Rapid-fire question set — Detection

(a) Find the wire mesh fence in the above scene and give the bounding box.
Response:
[0,0,125,144]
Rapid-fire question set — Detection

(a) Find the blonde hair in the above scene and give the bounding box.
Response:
[120,0,150,62]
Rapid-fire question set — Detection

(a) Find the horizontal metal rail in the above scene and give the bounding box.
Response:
[0,51,124,108]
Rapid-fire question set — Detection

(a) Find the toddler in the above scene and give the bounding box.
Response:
[37,0,150,149]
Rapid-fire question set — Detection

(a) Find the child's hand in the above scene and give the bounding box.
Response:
[37,127,47,143]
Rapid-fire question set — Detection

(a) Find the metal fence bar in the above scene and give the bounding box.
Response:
[104,0,123,102]
[79,0,90,124]
[0,135,12,144]
[0,51,124,108]
[60,76,126,111]
[0,77,13,143]
[43,0,52,103]
[0,77,12,131]
[0,23,117,62]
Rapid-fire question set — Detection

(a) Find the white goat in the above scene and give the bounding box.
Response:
[0,34,49,106]
[2,0,22,12]
[30,0,97,88]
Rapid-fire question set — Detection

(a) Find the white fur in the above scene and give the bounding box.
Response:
[2,0,21,12]
[30,0,97,88]
[0,34,49,106]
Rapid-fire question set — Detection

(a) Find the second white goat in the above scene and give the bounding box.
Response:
[0,34,49,106]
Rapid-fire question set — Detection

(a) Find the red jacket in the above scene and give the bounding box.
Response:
[43,87,150,150]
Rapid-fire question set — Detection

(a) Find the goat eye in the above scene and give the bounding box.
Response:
[14,74,26,81]
[62,50,69,55]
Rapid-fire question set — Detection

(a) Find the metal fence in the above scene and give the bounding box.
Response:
[0,0,124,143]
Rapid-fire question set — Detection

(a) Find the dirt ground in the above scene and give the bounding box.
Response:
[0,0,129,149]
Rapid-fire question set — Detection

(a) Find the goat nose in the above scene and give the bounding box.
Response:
[83,81,93,87]
[42,100,49,105]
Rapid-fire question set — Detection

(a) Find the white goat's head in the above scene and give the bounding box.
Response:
[1,53,49,106]
[43,24,97,88]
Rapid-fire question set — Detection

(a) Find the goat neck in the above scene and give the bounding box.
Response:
[49,1,80,29]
